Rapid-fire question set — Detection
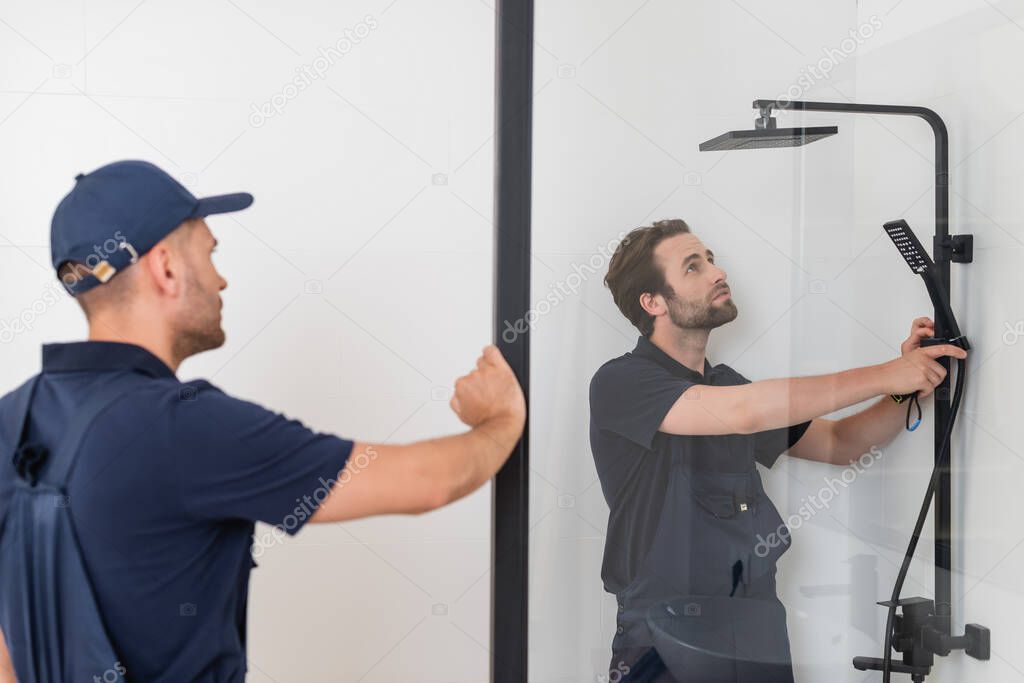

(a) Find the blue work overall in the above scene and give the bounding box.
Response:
[0,375,127,682]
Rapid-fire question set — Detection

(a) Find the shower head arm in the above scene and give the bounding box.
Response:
[751,98,947,140]
[752,97,953,320]
[752,100,948,230]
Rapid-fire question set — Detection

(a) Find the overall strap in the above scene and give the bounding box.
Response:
[47,376,132,487]
[9,376,41,452]
[9,377,43,485]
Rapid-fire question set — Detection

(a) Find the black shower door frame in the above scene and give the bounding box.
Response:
[491,0,533,681]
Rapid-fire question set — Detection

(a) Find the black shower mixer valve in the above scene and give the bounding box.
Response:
[853,597,990,681]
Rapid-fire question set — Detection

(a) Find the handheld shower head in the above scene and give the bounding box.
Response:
[883,219,934,275]
[882,219,967,345]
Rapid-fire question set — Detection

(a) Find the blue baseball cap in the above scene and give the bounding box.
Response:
[51,159,253,295]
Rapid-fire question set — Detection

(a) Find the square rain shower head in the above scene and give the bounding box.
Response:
[698,126,839,151]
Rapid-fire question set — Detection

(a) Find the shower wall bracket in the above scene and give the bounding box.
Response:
[935,233,973,264]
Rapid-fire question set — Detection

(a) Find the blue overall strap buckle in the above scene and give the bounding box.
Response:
[12,442,50,486]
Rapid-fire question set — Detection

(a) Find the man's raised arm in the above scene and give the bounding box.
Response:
[660,344,967,436]
[310,345,526,523]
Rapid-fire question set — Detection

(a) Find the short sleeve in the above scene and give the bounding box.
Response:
[727,367,813,468]
[753,419,812,469]
[589,359,696,450]
[171,381,353,535]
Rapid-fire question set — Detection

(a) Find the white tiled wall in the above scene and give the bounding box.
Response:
[0,1,495,681]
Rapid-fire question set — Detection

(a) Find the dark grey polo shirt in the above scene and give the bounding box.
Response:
[588,335,811,595]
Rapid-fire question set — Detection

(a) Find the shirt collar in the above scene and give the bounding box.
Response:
[42,341,176,379]
[632,335,713,381]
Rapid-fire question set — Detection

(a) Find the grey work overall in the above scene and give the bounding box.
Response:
[590,337,808,683]
[611,447,796,682]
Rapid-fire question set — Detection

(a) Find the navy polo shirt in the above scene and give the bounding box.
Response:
[0,341,353,682]
[588,335,811,594]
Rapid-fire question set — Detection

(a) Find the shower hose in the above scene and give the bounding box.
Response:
[882,354,967,682]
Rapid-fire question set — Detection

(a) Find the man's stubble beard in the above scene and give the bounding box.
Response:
[171,275,226,362]
[665,289,738,331]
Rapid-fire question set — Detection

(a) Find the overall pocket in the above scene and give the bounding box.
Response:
[686,471,754,597]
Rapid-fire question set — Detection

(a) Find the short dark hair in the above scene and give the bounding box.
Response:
[57,260,137,319]
[56,219,199,319]
[603,218,691,337]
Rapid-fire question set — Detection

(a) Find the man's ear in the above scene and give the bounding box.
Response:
[141,240,182,298]
[639,291,664,317]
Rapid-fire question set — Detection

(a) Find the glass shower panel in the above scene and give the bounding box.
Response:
[525,1,1019,681]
